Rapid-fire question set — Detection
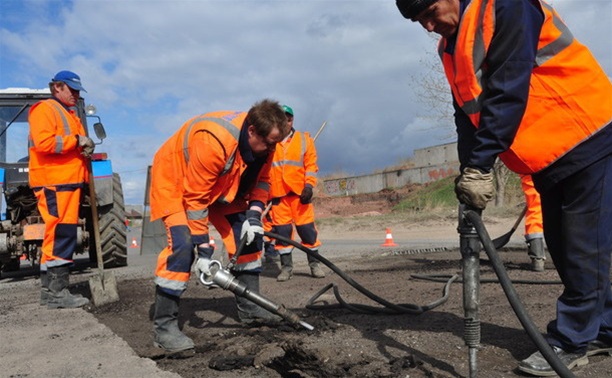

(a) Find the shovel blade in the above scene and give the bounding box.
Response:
[89,270,120,306]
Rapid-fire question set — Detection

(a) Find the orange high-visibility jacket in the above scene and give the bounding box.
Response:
[439,0,612,174]
[269,130,318,198]
[28,99,88,187]
[149,111,272,236]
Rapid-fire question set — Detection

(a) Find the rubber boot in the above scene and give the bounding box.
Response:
[276,253,293,282]
[47,266,90,309]
[307,251,325,278]
[40,271,50,306]
[41,270,83,306]
[264,242,280,263]
[152,287,195,354]
[527,238,545,272]
[234,271,283,325]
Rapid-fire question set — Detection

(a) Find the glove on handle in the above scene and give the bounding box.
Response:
[195,245,214,277]
[77,135,95,158]
[454,167,494,210]
[240,209,264,245]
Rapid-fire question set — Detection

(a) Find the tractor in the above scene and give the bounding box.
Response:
[0,88,127,275]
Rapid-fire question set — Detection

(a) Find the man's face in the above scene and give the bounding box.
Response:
[286,114,294,129]
[413,0,460,38]
[247,125,282,157]
[54,82,79,107]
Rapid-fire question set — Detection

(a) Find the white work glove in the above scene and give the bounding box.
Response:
[240,209,264,246]
[454,167,495,210]
[77,135,95,158]
[195,257,212,277]
[194,245,214,278]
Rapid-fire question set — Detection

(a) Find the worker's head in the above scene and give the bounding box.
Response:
[396,0,460,38]
[282,104,294,128]
[246,99,289,156]
[49,70,86,107]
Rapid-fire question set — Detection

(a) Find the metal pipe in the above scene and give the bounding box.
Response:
[458,204,481,378]
[200,261,314,331]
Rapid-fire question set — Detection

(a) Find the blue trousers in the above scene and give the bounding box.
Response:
[536,154,612,353]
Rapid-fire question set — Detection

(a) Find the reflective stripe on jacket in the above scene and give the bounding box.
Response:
[149,111,272,237]
[269,131,318,198]
[28,99,88,187]
[440,0,612,174]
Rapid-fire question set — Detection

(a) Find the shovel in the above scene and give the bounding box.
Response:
[87,159,120,306]
[492,204,527,249]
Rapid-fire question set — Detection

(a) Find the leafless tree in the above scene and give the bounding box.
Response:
[412,40,514,207]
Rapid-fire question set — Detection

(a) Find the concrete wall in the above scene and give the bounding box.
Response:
[323,142,459,197]
[413,142,458,167]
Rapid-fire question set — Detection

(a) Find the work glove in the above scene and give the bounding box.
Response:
[454,167,494,210]
[299,186,314,204]
[195,245,214,278]
[77,135,95,158]
[240,209,264,246]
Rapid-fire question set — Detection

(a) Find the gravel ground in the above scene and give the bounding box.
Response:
[2,215,611,377]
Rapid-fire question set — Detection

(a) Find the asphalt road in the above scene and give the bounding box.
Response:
[0,222,526,377]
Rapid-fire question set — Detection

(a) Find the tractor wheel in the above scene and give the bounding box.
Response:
[89,173,128,268]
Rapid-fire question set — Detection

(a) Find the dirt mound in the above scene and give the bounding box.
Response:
[314,184,421,218]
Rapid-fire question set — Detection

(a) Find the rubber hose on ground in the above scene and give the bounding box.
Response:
[265,231,457,315]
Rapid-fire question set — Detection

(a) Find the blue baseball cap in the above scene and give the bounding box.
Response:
[52,70,87,92]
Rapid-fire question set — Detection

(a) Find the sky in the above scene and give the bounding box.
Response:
[1,0,610,205]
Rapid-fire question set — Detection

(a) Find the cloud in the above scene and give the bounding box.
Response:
[1,0,610,204]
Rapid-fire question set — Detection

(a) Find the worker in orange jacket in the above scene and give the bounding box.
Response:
[520,175,545,272]
[149,99,288,355]
[397,0,612,374]
[28,70,94,309]
[264,105,324,281]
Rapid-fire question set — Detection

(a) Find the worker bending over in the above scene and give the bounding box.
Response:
[149,99,288,354]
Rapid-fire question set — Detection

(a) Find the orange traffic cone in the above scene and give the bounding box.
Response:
[381,228,398,247]
[130,237,139,248]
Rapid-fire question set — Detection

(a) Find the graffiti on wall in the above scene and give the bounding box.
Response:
[324,178,356,195]
[427,167,457,181]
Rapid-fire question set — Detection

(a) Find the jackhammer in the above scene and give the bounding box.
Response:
[458,204,574,378]
[198,237,314,331]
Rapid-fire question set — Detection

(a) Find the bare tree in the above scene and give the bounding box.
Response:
[410,47,455,139]
[412,41,518,208]
[493,158,513,207]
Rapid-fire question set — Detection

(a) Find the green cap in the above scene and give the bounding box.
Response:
[282,104,294,116]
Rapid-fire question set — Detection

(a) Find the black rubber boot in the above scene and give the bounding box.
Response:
[234,272,283,325]
[527,238,546,272]
[40,271,50,306]
[276,253,293,282]
[47,266,89,309]
[152,287,195,354]
[307,250,325,278]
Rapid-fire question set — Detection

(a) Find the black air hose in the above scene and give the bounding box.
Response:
[464,210,574,378]
[264,231,457,315]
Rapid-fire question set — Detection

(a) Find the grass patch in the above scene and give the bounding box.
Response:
[394,176,457,212]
